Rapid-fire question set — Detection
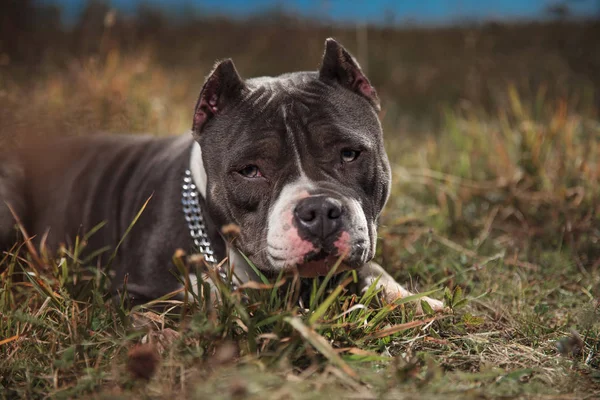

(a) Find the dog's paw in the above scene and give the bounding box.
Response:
[378,280,413,304]
[415,296,446,315]
[357,262,447,314]
[361,275,446,315]
[382,285,446,315]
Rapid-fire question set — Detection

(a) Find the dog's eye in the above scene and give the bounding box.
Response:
[341,149,360,163]
[238,165,262,178]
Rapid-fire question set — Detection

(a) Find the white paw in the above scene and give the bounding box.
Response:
[378,280,413,303]
[357,263,446,314]
[415,296,446,315]
[365,278,446,314]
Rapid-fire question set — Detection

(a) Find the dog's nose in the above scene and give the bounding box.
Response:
[294,196,343,239]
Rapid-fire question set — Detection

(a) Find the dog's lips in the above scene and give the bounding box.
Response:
[293,256,351,278]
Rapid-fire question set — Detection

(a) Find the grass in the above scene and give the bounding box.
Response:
[1,11,600,399]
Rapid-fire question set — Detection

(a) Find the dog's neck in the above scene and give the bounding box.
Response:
[187,140,259,285]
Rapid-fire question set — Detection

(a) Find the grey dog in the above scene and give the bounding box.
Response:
[0,39,442,311]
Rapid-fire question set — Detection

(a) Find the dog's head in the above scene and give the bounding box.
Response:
[192,38,391,277]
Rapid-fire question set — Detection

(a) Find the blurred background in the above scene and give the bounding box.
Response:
[2,3,600,396]
[1,0,599,140]
[0,1,598,265]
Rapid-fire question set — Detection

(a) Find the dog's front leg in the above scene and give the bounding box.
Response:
[356,262,445,313]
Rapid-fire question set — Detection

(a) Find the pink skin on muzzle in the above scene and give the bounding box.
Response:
[295,230,353,277]
[280,209,316,262]
[333,231,351,255]
[280,213,353,278]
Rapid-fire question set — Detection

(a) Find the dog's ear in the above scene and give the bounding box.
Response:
[319,38,380,111]
[192,59,245,135]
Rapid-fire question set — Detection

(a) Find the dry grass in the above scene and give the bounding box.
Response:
[1,7,600,399]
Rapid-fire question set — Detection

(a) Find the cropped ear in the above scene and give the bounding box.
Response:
[192,59,245,135]
[319,38,380,111]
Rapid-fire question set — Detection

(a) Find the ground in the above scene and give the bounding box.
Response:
[1,10,599,399]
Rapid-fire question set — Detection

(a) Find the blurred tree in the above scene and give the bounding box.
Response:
[73,0,112,55]
[0,0,62,64]
[546,2,571,19]
[546,0,600,19]
[135,3,168,43]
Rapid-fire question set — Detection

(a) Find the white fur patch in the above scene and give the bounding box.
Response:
[190,142,208,199]
[228,247,261,284]
[266,176,315,269]
[179,273,220,306]
[180,251,261,300]
[346,198,373,254]
[187,272,201,297]
[265,176,372,270]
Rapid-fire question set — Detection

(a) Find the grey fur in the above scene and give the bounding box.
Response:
[0,39,444,311]
[0,155,26,251]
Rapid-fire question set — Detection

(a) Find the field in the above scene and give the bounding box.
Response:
[1,4,600,399]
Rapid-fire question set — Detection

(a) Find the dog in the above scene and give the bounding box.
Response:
[0,39,443,312]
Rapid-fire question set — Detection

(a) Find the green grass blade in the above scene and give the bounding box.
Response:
[285,316,358,380]
[106,195,152,272]
[308,276,353,326]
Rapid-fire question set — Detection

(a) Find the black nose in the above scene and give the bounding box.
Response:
[294,196,343,239]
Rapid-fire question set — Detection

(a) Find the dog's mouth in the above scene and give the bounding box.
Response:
[291,250,352,278]
[263,234,370,278]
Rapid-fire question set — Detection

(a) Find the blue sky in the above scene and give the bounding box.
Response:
[47,0,599,25]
